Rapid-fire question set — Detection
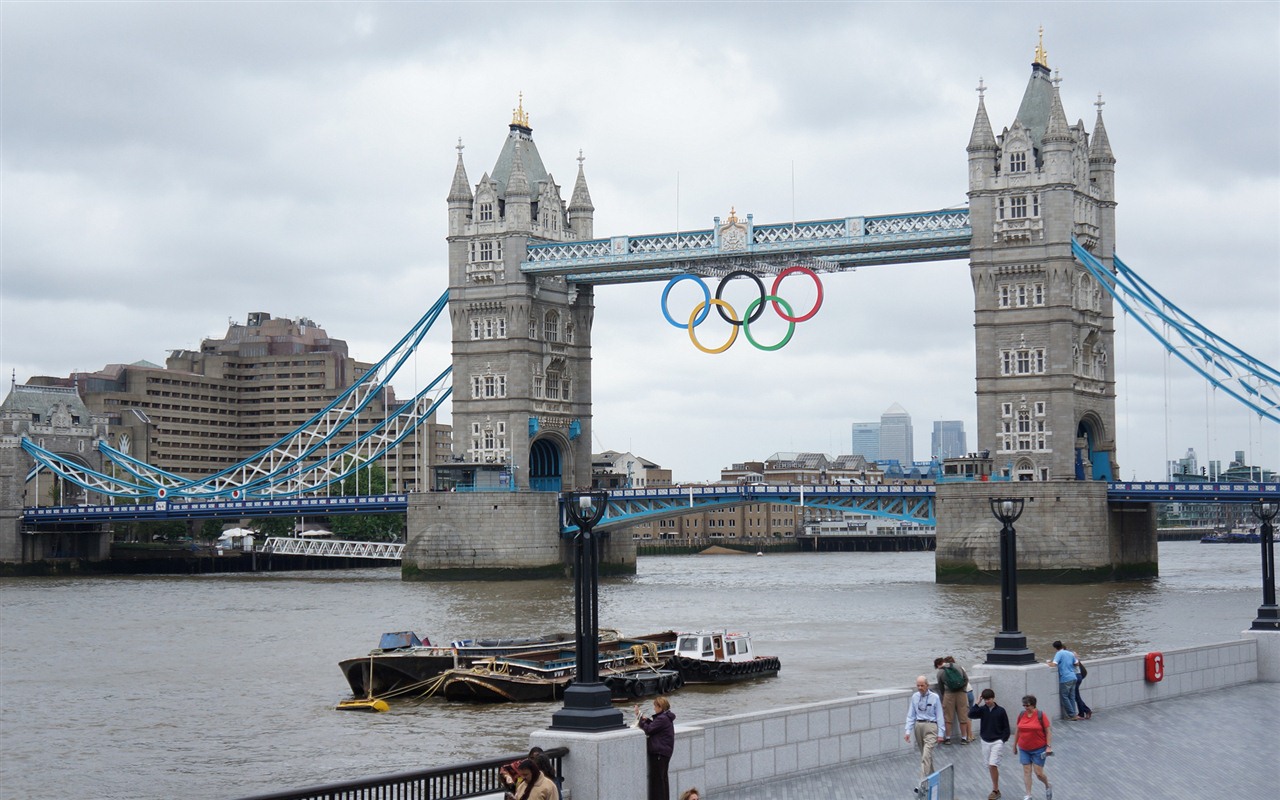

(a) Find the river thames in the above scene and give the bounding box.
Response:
[0,542,1263,799]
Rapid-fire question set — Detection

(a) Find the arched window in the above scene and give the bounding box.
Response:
[544,311,560,343]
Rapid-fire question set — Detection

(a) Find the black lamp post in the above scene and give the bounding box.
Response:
[985,497,1036,665]
[550,490,625,732]
[1250,500,1279,631]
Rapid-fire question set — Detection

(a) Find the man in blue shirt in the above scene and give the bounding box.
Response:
[1047,640,1080,720]
[904,675,947,792]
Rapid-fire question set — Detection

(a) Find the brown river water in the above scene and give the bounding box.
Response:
[0,542,1262,799]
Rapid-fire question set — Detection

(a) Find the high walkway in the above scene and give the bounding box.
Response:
[720,682,1277,799]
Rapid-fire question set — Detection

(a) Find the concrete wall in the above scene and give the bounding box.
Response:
[935,480,1157,582]
[403,491,636,580]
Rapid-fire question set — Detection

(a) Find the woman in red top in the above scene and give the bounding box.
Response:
[1012,695,1053,800]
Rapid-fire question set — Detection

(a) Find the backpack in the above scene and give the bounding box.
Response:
[1076,660,1088,679]
[942,664,966,691]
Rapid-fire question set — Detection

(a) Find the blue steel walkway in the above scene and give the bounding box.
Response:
[715,683,1277,799]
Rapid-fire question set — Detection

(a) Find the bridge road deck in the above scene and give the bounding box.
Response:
[714,682,1277,799]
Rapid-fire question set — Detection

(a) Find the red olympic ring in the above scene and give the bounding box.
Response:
[770,267,824,322]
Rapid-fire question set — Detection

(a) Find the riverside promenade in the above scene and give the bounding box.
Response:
[724,681,1277,799]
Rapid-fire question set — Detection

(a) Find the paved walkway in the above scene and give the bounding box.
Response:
[716,683,1278,799]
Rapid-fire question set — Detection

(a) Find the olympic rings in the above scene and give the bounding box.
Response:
[659,267,824,352]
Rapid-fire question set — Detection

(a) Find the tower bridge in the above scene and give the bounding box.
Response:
[5,45,1278,579]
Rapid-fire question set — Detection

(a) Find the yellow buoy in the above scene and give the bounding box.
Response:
[335,697,390,712]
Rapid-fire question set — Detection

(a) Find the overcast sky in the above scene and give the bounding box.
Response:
[3,1,1277,483]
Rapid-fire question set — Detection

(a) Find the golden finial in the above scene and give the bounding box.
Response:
[727,206,739,225]
[511,91,530,128]
[1034,26,1049,68]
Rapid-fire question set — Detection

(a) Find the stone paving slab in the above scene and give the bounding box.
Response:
[712,683,1278,799]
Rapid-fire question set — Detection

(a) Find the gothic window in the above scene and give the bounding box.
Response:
[561,378,572,402]
[544,311,560,343]
[1009,196,1028,219]
[1032,193,1040,217]
[471,373,507,399]
[999,347,1046,376]
[997,197,1005,221]
[545,371,561,400]
[479,202,494,222]
[471,319,482,339]
[1009,151,1028,173]
[1033,283,1044,305]
[1034,401,1046,416]
[533,375,543,397]
[999,286,1010,308]
[1002,402,1013,416]
[1016,284,1027,305]
[564,322,574,344]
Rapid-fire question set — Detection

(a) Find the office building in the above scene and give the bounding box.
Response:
[850,422,880,462]
[931,421,967,460]
[878,403,914,465]
[30,312,450,493]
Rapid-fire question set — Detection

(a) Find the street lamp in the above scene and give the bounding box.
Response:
[1250,500,1279,631]
[550,490,625,732]
[985,497,1036,665]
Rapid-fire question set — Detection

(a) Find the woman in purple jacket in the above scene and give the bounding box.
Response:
[636,696,676,800]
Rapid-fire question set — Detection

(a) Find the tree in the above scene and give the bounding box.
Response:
[331,463,404,541]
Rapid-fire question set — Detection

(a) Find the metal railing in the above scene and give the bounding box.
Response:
[231,747,567,800]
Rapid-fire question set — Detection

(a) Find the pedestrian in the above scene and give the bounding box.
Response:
[944,655,974,743]
[1072,654,1092,720]
[527,747,561,799]
[503,758,556,800]
[1012,695,1053,800]
[678,789,701,800]
[636,696,676,800]
[968,688,1012,800]
[1046,640,1080,720]
[903,674,946,793]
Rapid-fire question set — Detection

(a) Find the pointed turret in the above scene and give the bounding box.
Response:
[967,83,998,153]
[1089,95,1117,207]
[447,139,473,236]
[1089,98,1115,166]
[448,139,473,203]
[568,150,595,239]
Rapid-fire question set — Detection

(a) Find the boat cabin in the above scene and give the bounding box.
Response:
[676,631,756,663]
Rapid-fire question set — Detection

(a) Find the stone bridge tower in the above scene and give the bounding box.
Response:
[403,101,632,580]
[937,40,1157,582]
[0,383,111,564]
[966,41,1118,482]
[444,98,596,492]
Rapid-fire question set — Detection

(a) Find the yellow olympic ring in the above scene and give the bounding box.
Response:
[687,299,739,354]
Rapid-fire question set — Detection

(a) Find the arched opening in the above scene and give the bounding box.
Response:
[1014,458,1036,482]
[1075,418,1113,481]
[528,437,562,492]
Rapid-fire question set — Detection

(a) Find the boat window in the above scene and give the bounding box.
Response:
[701,636,713,656]
[678,638,699,653]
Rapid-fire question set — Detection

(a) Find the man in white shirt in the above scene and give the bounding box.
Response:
[904,674,947,791]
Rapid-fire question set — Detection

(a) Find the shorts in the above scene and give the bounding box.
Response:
[1018,746,1047,766]
[981,738,1004,766]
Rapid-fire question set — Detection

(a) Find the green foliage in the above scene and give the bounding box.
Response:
[250,517,294,537]
[199,519,226,541]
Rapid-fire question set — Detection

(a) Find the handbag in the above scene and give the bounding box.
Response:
[1076,660,1087,679]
